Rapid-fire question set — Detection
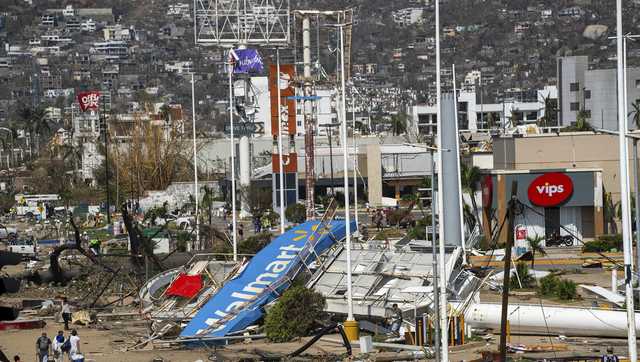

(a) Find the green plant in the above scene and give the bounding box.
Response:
[407,216,432,240]
[582,234,622,252]
[538,275,559,297]
[537,275,578,300]
[555,279,578,300]
[264,285,326,342]
[527,234,547,269]
[510,262,535,289]
[176,231,191,252]
[285,203,306,224]
[238,232,272,254]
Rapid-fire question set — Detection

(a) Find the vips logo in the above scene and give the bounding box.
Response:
[527,173,574,207]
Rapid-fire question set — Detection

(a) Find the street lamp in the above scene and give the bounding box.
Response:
[614,0,638,358]
[326,19,358,341]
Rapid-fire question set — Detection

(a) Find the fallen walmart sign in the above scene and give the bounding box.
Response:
[180,220,355,339]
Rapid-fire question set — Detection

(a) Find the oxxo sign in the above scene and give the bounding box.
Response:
[527,172,574,207]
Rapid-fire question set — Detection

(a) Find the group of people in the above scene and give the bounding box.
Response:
[34,329,81,362]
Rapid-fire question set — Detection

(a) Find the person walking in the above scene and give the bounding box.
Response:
[61,298,72,331]
[68,330,80,360]
[238,224,244,240]
[52,330,64,362]
[35,332,51,362]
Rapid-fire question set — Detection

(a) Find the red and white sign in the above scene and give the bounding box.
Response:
[77,91,100,112]
[527,172,573,207]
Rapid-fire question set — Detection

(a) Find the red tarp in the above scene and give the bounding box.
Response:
[165,273,203,298]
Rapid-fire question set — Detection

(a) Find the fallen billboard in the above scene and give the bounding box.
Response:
[180,220,356,339]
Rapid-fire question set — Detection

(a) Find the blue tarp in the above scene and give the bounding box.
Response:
[180,220,355,339]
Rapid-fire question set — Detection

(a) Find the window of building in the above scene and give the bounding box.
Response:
[584,89,591,99]
[636,79,640,89]
[570,102,580,111]
[583,110,591,118]
[570,82,579,92]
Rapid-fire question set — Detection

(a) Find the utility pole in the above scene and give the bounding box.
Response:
[499,180,518,361]
[101,99,111,226]
[191,73,200,250]
[276,47,286,235]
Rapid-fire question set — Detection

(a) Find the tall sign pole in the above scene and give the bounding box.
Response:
[302,16,316,220]
[615,0,638,359]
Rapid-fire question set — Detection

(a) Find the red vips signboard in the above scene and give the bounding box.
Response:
[77,91,100,112]
[527,173,574,207]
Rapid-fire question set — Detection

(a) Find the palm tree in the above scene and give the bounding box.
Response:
[604,192,618,234]
[527,234,547,269]
[629,99,640,130]
[539,94,558,128]
[461,163,482,229]
[390,113,407,136]
[201,185,215,225]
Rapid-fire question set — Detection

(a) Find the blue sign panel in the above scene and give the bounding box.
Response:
[180,220,356,339]
[231,48,264,74]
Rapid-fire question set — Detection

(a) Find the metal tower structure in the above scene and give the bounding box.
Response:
[194,0,290,46]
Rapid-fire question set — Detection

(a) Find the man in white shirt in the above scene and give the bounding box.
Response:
[68,329,80,359]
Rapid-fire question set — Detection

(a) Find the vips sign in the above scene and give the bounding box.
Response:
[76,91,100,112]
[527,173,574,207]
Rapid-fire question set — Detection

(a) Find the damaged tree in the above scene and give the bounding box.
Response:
[48,214,115,283]
[121,203,165,272]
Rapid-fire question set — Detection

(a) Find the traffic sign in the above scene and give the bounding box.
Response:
[224,122,264,137]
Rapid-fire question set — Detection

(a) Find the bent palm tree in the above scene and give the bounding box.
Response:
[461,163,482,230]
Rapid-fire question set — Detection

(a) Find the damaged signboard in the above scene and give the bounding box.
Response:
[180,220,355,340]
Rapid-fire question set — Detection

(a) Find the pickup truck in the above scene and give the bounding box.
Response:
[7,238,37,260]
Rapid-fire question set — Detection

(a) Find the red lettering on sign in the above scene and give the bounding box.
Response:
[527,173,573,207]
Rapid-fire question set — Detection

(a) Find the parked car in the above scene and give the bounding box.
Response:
[8,238,37,259]
[0,224,18,241]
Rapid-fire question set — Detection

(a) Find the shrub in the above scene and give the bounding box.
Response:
[285,203,307,224]
[264,286,326,342]
[555,279,578,300]
[582,234,622,252]
[238,233,272,254]
[538,275,558,297]
[537,275,578,300]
